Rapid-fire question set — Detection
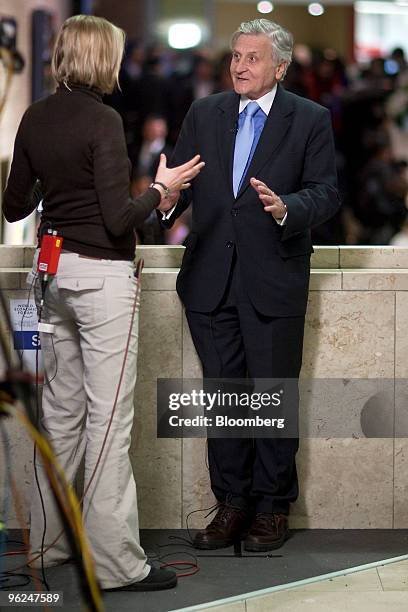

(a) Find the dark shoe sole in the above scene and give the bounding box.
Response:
[244,532,290,553]
[193,538,236,550]
[104,576,177,592]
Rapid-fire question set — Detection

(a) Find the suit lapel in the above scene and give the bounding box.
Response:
[216,92,240,194]
[236,85,295,200]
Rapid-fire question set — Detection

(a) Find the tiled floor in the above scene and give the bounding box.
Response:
[191,560,408,612]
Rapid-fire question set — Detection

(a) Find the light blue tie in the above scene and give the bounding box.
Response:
[233,101,260,197]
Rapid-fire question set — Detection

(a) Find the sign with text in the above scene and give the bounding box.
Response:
[10,298,42,375]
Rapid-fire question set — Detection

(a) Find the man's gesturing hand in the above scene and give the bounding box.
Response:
[250,178,287,220]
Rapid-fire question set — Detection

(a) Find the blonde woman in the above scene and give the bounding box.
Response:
[3,15,203,591]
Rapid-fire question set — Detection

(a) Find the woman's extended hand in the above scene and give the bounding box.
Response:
[154,153,205,195]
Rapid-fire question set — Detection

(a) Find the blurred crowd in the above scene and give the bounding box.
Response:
[105,40,408,246]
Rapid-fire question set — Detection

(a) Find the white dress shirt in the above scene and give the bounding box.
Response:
[161,85,287,224]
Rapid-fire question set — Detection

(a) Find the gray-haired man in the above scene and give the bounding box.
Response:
[161,19,340,551]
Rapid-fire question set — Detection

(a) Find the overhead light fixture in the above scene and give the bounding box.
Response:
[168,23,202,50]
[308,2,325,16]
[257,1,274,13]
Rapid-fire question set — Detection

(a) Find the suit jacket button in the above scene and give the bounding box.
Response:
[231,208,239,216]
[226,241,234,248]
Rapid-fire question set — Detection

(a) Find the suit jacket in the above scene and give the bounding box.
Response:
[162,84,340,316]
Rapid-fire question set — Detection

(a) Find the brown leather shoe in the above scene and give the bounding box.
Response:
[244,512,289,552]
[193,504,250,550]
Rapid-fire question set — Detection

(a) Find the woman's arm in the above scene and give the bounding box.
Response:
[92,106,161,237]
[3,112,39,222]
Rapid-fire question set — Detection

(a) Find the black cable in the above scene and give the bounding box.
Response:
[0,420,11,580]
[1,519,52,593]
[0,291,50,594]
[26,272,58,386]
[0,538,50,591]
[158,550,198,566]
[1,568,49,590]
[18,272,38,366]
[1,568,49,589]
[7,268,56,589]
[159,536,194,549]
[148,543,199,578]
[10,271,50,591]
[0,572,31,589]
[33,279,50,591]
[185,501,221,545]
[140,502,222,580]
[20,250,57,386]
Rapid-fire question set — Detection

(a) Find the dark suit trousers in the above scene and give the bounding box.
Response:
[185,251,305,515]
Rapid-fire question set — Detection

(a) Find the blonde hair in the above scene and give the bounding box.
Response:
[52,15,125,94]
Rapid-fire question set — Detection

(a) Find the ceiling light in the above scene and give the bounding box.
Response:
[257,1,274,13]
[168,23,202,50]
[308,3,325,16]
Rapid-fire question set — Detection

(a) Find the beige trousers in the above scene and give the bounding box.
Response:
[28,251,149,588]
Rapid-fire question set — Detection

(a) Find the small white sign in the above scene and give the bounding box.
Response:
[9,298,43,375]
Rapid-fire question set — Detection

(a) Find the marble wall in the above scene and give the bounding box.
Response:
[1,245,407,529]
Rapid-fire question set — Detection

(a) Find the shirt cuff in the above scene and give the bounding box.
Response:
[275,211,287,226]
[161,204,177,220]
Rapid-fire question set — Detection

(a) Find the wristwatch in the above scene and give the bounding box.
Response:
[150,181,170,197]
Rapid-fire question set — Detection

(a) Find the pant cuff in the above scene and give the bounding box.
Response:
[255,501,289,515]
[225,492,251,511]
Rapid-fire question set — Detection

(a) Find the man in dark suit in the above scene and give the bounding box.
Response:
[159,19,340,552]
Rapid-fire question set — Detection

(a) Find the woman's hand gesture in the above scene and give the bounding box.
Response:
[153,153,205,206]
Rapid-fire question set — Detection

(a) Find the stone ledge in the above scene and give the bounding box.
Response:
[342,270,408,290]
[3,267,408,292]
[311,246,339,269]
[340,246,408,269]
[309,270,342,290]
[2,245,408,269]
[2,245,407,270]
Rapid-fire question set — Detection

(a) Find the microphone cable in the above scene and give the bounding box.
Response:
[33,274,50,591]
[8,268,58,591]
[146,543,199,579]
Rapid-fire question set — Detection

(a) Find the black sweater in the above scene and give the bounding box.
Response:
[3,83,160,259]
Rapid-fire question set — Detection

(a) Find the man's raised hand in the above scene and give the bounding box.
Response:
[250,178,287,221]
